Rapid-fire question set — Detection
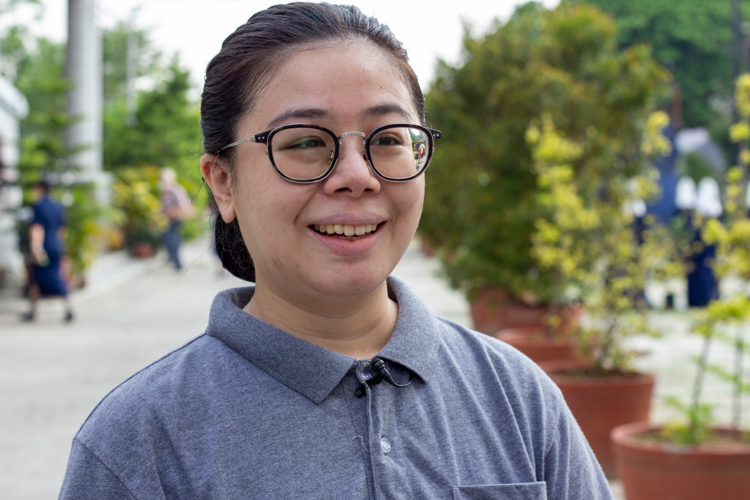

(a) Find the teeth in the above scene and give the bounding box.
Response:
[313,223,379,237]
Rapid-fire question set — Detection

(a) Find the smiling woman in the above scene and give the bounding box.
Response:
[59,3,614,499]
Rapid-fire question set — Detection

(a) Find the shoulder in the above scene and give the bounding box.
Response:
[74,334,239,452]
[433,316,566,437]
[435,317,555,391]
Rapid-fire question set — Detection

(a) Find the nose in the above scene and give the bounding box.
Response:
[321,135,381,197]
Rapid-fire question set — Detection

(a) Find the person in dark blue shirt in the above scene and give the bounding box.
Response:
[21,180,74,322]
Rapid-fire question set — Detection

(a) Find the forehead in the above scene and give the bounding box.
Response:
[245,40,417,132]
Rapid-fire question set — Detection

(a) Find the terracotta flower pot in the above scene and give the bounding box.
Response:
[129,242,155,259]
[543,362,655,478]
[612,422,750,500]
[495,327,578,364]
[418,235,436,258]
[469,288,581,335]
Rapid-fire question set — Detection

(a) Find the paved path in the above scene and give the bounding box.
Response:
[1,235,746,499]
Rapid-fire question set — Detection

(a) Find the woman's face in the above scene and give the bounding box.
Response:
[210,41,425,302]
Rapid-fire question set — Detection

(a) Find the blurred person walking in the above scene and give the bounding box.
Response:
[159,167,193,271]
[21,180,73,322]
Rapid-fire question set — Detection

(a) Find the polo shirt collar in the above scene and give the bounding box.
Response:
[206,276,440,405]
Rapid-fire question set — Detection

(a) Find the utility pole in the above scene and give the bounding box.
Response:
[126,6,141,128]
[65,0,103,187]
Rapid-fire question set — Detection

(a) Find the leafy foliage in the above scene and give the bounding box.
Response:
[111,167,165,247]
[103,57,202,178]
[63,186,106,277]
[528,112,684,371]
[662,395,714,446]
[2,15,206,271]
[663,75,750,445]
[101,25,205,237]
[422,2,668,303]
[102,21,162,105]
[5,34,104,278]
[13,37,74,180]
[572,0,749,128]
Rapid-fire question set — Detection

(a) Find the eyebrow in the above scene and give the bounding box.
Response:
[265,108,330,130]
[264,103,414,131]
[363,104,413,122]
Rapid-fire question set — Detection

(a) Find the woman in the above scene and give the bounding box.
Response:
[60,4,613,498]
[21,180,73,322]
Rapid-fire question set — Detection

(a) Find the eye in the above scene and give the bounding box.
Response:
[370,133,404,147]
[286,136,328,149]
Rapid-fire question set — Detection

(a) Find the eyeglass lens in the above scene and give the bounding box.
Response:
[269,126,431,181]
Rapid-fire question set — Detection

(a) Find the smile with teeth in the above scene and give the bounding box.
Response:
[312,223,380,241]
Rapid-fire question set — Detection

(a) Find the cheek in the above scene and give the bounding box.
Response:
[395,181,425,227]
[231,166,315,253]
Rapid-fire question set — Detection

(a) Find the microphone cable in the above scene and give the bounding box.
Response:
[355,357,412,397]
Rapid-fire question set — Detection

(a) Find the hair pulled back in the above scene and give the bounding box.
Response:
[202,2,424,282]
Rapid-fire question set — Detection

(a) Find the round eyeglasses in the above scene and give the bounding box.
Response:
[218,123,442,184]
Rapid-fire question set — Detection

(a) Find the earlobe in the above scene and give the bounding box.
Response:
[200,153,236,223]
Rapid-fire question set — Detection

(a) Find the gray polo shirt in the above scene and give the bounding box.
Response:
[59,277,613,500]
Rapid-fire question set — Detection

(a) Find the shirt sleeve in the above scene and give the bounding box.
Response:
[161,189,179,212]
[31,203,42,226]
[59,439,137,500]
[544,405,615,500]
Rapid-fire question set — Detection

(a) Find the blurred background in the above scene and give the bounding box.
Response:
[1,1,750,499]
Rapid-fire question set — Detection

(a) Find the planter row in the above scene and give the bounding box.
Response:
[478,306,750,498]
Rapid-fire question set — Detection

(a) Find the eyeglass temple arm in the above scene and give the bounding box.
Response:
[217,132,271,152]
[429,129,442,141]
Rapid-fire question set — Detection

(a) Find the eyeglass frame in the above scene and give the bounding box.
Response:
[216,123,442,184]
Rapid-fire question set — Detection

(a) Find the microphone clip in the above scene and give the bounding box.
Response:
[354,357,412,397]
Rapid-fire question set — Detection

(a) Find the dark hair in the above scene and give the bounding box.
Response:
[34,180,51,193]
[202,2,424,282]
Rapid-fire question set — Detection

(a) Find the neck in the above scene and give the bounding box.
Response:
[244,279,398,360]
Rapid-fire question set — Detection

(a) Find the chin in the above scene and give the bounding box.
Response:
[307,265,391,298]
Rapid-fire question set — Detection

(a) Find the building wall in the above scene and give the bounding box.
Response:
[0,104,23,286]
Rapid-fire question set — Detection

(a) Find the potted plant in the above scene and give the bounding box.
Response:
[422,2,668,334]
[612,75,750,498]
[611,296,750,499]
[493,114,593,363]
[521,111,686,477]
[63,183,107,288]
[112,167,165,258]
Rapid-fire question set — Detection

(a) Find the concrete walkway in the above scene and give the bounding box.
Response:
[0,235,745,499]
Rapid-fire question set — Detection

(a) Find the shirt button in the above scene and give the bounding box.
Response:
[380,437,391,454]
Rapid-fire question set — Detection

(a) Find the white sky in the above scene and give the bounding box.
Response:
[8,0,560,91]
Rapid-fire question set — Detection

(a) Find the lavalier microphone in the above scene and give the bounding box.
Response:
[354,357,412,397]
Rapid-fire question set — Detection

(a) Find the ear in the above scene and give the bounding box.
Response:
[201,153,236,223]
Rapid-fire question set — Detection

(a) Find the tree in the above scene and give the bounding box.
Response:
[421,1,668,302]
[572,0,750,128]
[100,23,203,199]
[1,18,203,275]
[10,36,73,180]
[102,20,161,105]
[103,57,201,174]
[99,25,204,242]
[4,33,102,278]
